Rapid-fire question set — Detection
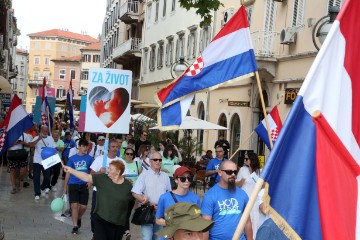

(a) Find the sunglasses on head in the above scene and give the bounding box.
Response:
[151,158,162,162]
[221,170,238,176]
[125,152,134,156]
[177,176,193,183]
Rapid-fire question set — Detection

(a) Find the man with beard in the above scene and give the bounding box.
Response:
[201,160,253,240]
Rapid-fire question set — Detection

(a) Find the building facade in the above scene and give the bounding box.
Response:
[25,29,98,112]
[80,42,101,96]
[12,49,28,103]
[136,0,344,162]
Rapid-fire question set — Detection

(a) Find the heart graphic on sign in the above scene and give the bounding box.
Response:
[89,86,129,128]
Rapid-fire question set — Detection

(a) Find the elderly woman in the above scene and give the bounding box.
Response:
[63,160,133,240]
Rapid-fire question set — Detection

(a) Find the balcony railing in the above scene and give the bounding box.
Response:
[251,30,281,57]
[28,79,51,86]
[113,38,142,59]
[120,1,139,23]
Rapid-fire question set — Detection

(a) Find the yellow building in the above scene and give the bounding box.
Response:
[26,29,97,112]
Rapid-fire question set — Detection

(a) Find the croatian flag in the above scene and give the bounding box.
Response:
[0,95,34,154]
[260,1,360,239]
[40,77,51,128]
[156,6,257,129]
[67,79,74,129]
[254,106,282,149]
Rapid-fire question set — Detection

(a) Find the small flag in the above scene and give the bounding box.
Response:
[67,79,74,129]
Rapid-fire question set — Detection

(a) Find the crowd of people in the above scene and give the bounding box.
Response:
[1,123,281,240]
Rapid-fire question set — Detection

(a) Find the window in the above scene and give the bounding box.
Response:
[34,42,41,49]
[45,55,50,65]
[143,49,149,74]
[165,37,174,66]
[45,42,51,50]
[328,0,342,10]
[34,56,40,65]
[262,0,277,55]
[59,69,66,80]
[81,70,89,80]
[42,71,50,81]
[19,78,24,87]
[147,4,152,28]
[163,0,167,17]
[199,27,211,53]
[93,55,100,62]
[20,66,25,75]
[157,42,164,69]
[61,44,67,52]
[18,92,23,99]
[292,0,305,26]
[175,34,185,60]
[149,45,156,71]
[246,5,254,27]
[56,87,66,98]
[155,0,159,22]
[71,70,76,80]
[187,28,197,60]
[33,71,39,80]
[171,0,176,11]
[83,54,91,62]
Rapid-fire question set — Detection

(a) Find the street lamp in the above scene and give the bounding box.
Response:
[170,57,190,78]
[312,6,340,50]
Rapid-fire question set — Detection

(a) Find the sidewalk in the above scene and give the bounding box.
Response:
[0,166,141,240]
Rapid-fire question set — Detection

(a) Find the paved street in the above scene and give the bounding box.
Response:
[0,165,141,240]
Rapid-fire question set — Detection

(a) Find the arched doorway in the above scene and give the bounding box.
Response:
[230,113,241,160]
[197,102,205,154]
[218,113,227,139]
[256,90,269,156]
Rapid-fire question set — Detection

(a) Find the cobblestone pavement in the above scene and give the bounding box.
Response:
[0,165,141,240]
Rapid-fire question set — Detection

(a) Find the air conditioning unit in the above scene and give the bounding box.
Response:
[280,25,304,45]
[221,8,235,27]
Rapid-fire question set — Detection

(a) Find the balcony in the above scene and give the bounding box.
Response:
[251,30,281,58]
[119,1,139,24]
[28,79,51,86]
[113,38,142,64]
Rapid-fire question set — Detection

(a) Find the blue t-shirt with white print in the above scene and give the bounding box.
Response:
[67,154,93,184]
[201,184,248,240]
[206,158,223,183]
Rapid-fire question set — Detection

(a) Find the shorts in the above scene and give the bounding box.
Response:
[8,159,28,169]
[68,184,89,205]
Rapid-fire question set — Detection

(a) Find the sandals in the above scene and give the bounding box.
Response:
[10,188,16,194]
[125,230,131,240]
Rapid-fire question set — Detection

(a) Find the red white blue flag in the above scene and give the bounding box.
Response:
[155,6,257,129]
[261,1,360,239]
[41,77,53,130]
[67,79,74,129]
[254,106,282,149]
[0,95,34,154]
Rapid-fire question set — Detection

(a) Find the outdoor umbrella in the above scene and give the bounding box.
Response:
[150,116,228,130]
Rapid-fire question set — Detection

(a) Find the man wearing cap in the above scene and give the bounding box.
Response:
[156,202,214,240]
[201,160,253,240]
[132,151,171,240]
[93,136,106,159]
[156,167,200,227]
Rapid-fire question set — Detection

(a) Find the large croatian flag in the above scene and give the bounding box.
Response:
[156,6,257,129]
[0,95,34,154]
[261,1,360,239]
[67,79,74,129]
[254,106,282,149]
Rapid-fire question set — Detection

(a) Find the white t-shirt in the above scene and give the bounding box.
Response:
[9,133,30,150]
[93,145,105,159]
[32,135,56,164]
[90,155,127,191]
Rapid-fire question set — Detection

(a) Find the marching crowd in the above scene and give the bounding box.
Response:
[1,121,286,240]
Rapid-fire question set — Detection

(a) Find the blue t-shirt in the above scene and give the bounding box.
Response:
[201,184,249,240]
[156,191,200,219]
[63,139,76,158]
[67,154,93,184]
[206,158,223,183]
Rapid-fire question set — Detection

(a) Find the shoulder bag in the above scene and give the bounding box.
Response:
[7,134,28,161]
[131,203,156,225]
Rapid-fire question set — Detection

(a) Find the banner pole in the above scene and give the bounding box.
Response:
[102,133,110,168]
[228,131,254,161]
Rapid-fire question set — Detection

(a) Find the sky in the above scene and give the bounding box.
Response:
[12,0,107,50]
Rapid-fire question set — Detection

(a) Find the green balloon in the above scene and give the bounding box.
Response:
[50,198,64,212]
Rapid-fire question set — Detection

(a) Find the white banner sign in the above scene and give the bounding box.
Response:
[85,68,132,133]
[42,154,62,170]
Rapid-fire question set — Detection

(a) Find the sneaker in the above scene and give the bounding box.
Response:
[41,190,46,197]
[77,219,81,228]
[23,182,30,188]
[34,196,40,200]
[71,226,79,234]
[51,186,57,192]
[44,188,50,194]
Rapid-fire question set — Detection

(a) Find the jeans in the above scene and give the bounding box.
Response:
[141,223,163,240]
[256,218,288,240]
[50,162,61,187]
[33,163,50,196]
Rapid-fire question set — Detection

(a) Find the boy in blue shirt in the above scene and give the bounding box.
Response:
[63,138,93,235]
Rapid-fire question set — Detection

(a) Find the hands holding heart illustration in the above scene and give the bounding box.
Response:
[89,87,129,128]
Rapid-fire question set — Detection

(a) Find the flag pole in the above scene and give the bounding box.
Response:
[228,131,254,161]
[232,71,273,239]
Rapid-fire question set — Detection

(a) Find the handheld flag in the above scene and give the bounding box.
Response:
[156,5,257,129]
[0,94,34,154]
[67,79,74,129]
[254,106,282,149]
[260,1,360,239]
[41,77,53,131]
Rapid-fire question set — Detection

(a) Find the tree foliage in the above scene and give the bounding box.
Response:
[178,0,223,27]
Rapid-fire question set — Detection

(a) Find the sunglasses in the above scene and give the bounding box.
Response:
[99,139,105,141]
[143,134,148,137]
[215,151,224,153]
[177,176,193,183]
[125,152,134,156]
[151,158,162,162]
[221,170,238,176]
